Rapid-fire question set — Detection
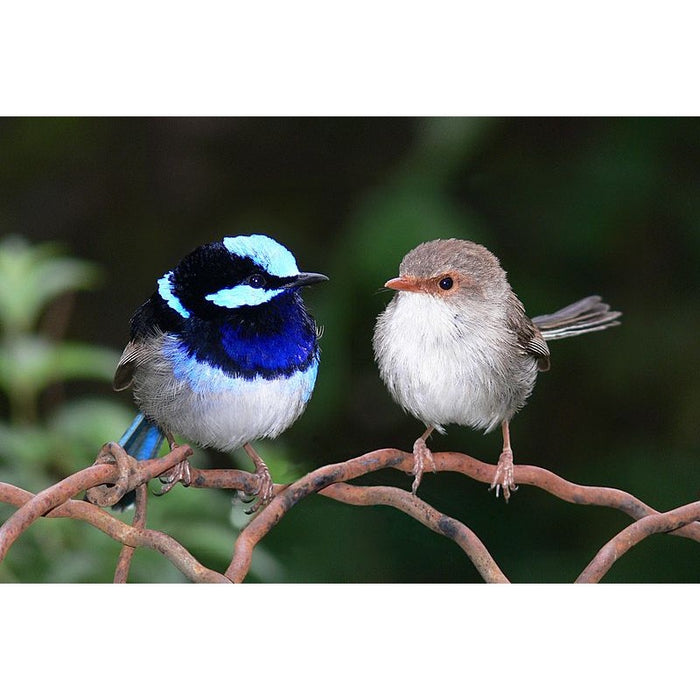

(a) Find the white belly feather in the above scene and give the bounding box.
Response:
[373,292,537,433]
[131,334,317,451]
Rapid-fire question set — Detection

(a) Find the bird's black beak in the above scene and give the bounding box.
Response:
[282,272,329,288]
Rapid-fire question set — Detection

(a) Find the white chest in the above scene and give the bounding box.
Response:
[373,292,537,433]
[131,334,318,451]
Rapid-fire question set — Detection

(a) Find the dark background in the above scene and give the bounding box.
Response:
[1,116,698,582]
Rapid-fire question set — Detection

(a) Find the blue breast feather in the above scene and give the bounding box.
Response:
[163,295,319,388]
[218,316,317,375]
[165,345,319,402]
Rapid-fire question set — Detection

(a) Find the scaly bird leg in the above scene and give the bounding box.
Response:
[489,420,518,502]
[411,426,436,495]
[155,432,192,496]
[243,442,274,514]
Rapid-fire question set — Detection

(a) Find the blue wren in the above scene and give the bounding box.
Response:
[113,234,328,510]
[373,238,621,501]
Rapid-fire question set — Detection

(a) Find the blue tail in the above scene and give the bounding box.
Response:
[113,413,165,510]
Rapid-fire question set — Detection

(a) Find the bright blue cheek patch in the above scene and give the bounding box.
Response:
[206,285,284,309]
[158,272,191,319]
[222,234,300,278]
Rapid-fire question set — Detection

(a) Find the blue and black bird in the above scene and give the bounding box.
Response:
[113,234,328,509]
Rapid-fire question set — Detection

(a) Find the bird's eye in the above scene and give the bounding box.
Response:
[248,273,266,288]
[438,276,454,291]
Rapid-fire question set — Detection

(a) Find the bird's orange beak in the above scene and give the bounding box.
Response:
[384,276,422,292]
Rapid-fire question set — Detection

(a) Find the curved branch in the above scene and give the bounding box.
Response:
[2,446,698,583]
[414,451,700,540]
[321,482,509,582]
[0,442,192,560]
[113,483,148,583]
[226,450,411,581]
[0,483,230,582]
[188,467,259,493]
[224,449,700,582]
[576,501,700,583]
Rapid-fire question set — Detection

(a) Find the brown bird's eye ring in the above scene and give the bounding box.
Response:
[439,276,453,291]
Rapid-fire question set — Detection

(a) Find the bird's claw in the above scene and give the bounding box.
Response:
[155,459,192,496]
[411,436,436,495]
[489,448,518,502]
[244,462,274,514]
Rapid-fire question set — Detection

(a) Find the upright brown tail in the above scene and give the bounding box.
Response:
[532,295,622,341]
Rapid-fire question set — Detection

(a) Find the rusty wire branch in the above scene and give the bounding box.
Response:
[576,500,700,583]
[224,449,700,581]
[412,451,700,542]
[320,482,509,582]
[226,450,410,581]
[1,445,698,583]
[0,442,193,562]
[0,482,229,582]
[113,483,148,583]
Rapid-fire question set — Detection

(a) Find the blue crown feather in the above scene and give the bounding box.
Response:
[222,234,300,278]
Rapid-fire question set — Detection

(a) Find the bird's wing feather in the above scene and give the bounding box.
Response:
[114,296,170,391]
[113,338,162,390]
[113,341,140,390]
[506,291,551,371]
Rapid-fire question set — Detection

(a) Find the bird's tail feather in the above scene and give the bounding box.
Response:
[112,413,165,510]
[532,295,622,341]
[119,413,165,461]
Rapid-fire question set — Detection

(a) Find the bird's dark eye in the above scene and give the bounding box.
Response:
[248,273,266,288]
[439,276,453,291]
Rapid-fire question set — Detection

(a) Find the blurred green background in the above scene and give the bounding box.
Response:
[0,117,698,583]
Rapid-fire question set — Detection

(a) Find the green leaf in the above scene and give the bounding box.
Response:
[47,398,138,472]
[0,337,119,399]
[0,236,98,334]
[0,422,56,491]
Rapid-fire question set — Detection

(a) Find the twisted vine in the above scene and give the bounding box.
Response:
[0,443,697,582]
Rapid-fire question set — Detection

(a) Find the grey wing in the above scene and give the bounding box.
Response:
[506,291,551,372]
[523,326,551,371]
[113,341,139,390]
[113,339,159,391]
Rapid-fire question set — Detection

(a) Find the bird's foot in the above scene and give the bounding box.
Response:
[154,435,192,496]
[411,436,436,495]
[244,456,275,515]
[155,458,192,496]
[489,447,518,502]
